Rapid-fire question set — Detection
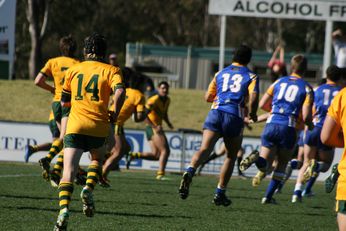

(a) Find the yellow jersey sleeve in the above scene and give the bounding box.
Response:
[40,59,53,78]
[146,95,158,110]
[109,67,124,90]
[266,81,277,96]
[136,94,145,112]
[207,77,217,98]
[303,85,314,106]
[248,73,258,95]
[62,69,72,93]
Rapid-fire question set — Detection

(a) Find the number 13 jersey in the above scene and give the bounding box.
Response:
[207,63,259,118]
[266,74,313,127]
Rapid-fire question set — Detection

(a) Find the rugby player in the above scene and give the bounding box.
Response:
[126,81,173,180]
[34,35,79,180]
[321,84,346,230]
[178,45,259,206]
[24,110,59,162]
[292,65,342,202]
[240,54,313,204]
[100,69,146,186]
[53,33,125,231]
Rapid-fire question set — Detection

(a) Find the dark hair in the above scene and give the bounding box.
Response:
[318,78,327,86]
[59,35,77,57]
[232,45,252,65]
[290,54,307,75]
[326,65,341,82]
[84,33,107,58]
[158,81,169,88]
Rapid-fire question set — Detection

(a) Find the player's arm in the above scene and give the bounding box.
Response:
[61,70,72,107]
[321,91,344,147]
[259,81,276,112]
[133,95,146,122]
[163,99,174,129]
[34,72,55,94]
[248,74,259,122]
[321,116,344,148]
[205,76,217,102]
[302,87,314,130]
[111,84,126,122]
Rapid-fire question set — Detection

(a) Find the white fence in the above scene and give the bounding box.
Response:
[0,121,342,180]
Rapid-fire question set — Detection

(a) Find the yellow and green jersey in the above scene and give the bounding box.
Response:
[62,60,123,137]
[146,94,170,126]
[110,88,145,126]
[40,56,80,102]
[328,88,346,200]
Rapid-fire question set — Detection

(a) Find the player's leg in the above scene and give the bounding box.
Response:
[337,201,346,231]
[213,135,242,206]
[126,126,159,169]
[50,150,64,187]
[197,144,225,175]
[293,128,318,202]
[102,131,129,185]
[240,124,278,172]
[153,132,170,179]
[179,129,220,199]
[262,147,291,204]
[54,146,83,230]
[80,135,106,218]
[276,144,303,193]
[24,142,52,163]
[237,148,245,177]
[304,148,334,196]
[40,104,65,179]
[252,146,276,187]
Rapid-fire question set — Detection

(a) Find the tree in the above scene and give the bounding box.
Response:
[26,0,49,79]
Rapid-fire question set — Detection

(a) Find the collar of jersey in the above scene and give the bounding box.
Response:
[291,73,302,78]
[231,62,244,67]
[326,80,336,85]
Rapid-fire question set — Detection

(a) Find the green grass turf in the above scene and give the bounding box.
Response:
[0,162,337,230]
[0,80,265,137]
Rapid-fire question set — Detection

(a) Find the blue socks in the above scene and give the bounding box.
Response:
[186,166,196,177]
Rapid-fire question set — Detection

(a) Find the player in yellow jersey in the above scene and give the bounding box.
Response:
[126,81,173,180]
[24,110,60,162]
[34,35,79,180]
[53,33,125,231]
[100,73,146,186]
[321,88,346,230]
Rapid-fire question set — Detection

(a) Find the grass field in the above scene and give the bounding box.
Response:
[0,162,337,231]
[0,80,265,137]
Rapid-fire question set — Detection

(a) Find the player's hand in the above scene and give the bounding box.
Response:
[249,113,257,123]
[153,125,163,133]
[306,121,314,131]
[108,110,116,123]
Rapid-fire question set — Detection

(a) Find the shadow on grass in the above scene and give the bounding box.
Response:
[235,207,330,217]
[0,194,57,201]
[1,205,192,219]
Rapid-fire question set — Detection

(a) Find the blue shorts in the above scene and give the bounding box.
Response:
[304,126,333,151]
[203,109,243,138]
[297,130,304,147]
[261,123,297,150]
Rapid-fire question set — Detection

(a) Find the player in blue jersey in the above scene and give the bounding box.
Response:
[178,45,259,206]
[292,65,342,202]
[240,54,314,204]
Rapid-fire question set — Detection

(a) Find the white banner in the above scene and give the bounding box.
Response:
[0,0,16,79]
[0,121,343,181]
[209,0,346,21]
